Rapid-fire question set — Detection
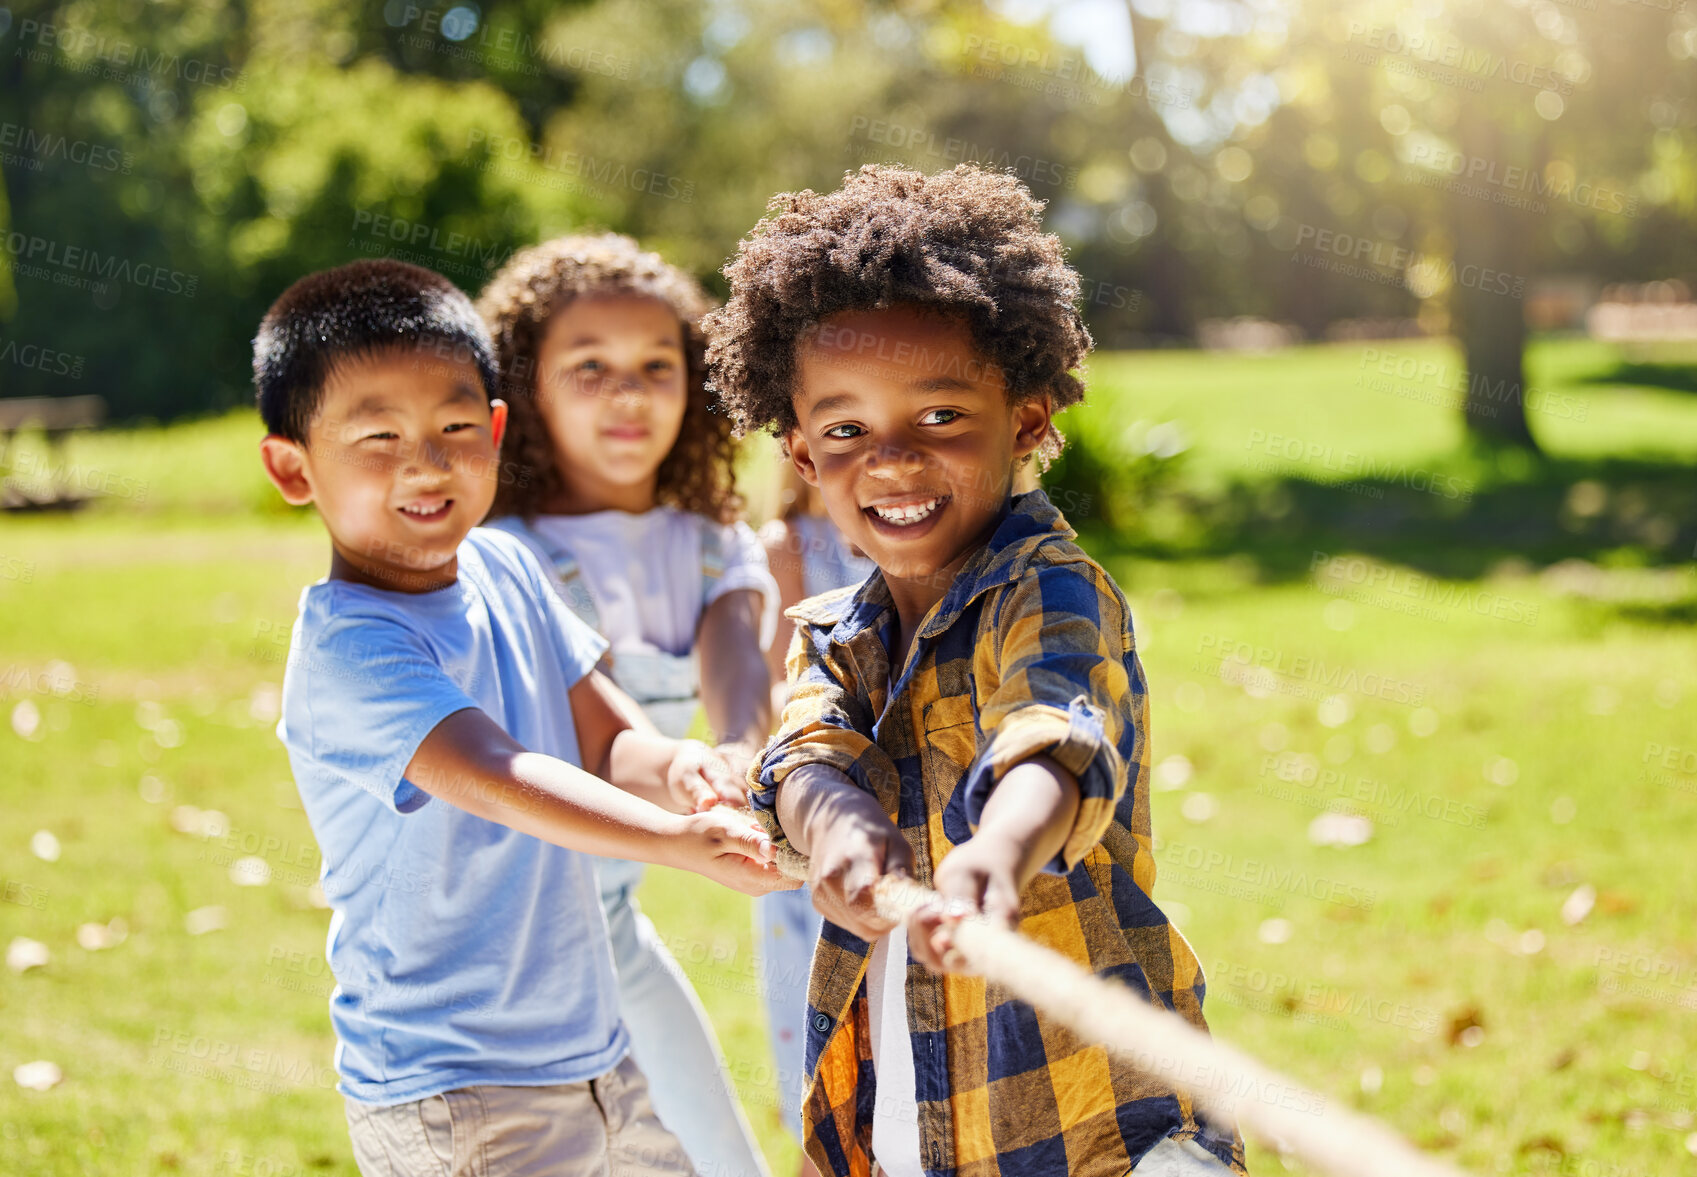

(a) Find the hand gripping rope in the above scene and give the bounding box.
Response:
[768,843,1470,1177]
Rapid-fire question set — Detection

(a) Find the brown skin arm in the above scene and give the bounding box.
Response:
[776,762,915,942]
[402,673,788,896]
[769,753,1078,957]
[907,754,1080,972]
[761,521,808,725]
[697,586,773,791]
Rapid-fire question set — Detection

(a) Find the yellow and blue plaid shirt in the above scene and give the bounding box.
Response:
[752,490,1246,1177]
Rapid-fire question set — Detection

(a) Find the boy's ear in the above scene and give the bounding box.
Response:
[489,399,508,452]
[1011,395,1053,461]
[784,429,820,487]
[259,435,314,506]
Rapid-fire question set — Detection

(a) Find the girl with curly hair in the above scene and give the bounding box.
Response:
[478,233,777,1177]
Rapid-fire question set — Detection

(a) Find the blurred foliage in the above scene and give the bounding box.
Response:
[1045,409,1195,540]
[0,0,1693,427]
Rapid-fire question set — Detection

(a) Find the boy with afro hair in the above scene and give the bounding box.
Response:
[707,165,1246,1177]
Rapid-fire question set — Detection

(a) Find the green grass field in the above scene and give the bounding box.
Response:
[2,337,1694,1176]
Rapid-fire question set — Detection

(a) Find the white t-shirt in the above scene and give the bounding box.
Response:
[867,925,924,1177]
[525,506,779,657]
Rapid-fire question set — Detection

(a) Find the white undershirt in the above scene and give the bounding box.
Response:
[867,924,924,1177]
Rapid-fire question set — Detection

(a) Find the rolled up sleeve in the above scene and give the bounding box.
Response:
[750,620,898,853]
[963,559,1144,873]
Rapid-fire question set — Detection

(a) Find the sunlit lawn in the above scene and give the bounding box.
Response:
[2,338,1694,1176]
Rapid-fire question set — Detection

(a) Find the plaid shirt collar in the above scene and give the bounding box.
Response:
[791,489,1079,647]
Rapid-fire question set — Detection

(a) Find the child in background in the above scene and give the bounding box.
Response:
[255,259,786,1176]
[756,465,875,1177]
[478,234,778,1177]
[708,165,1247,1177]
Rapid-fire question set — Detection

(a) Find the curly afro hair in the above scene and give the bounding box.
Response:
[704,164,1091,465]
[476,233,742,523]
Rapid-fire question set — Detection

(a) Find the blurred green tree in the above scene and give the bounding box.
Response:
[1,0,1689,440]
[1205,0,1696,450]
[0,0,595,419]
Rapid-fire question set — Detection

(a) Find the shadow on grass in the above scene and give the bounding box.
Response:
[1615,599,1697,625]
[1577,361,1697,396]
[1066,455,1696,586]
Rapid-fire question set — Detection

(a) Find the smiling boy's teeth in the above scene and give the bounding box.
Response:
[871,498,939,525]
[402,501,446,516]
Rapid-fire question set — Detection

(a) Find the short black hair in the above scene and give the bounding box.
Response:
[704,164,1091,464]
[253,259,498,444]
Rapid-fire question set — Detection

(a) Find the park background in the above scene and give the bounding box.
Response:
[2,0,1695,1174]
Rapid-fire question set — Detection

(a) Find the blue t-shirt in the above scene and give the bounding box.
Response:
[277,527,626,1106]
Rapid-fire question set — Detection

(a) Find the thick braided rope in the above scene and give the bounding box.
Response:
[770,844,1469,1177]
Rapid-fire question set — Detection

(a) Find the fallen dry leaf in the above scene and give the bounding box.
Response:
[13,1061,62,1091]
[6,937,50,973]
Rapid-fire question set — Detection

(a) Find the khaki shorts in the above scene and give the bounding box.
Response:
[345,1053,695,1177]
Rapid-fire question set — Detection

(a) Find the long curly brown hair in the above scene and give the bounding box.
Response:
[477,233,742,523]
[703,164,1091,466]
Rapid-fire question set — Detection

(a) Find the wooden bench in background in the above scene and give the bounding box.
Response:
[0,395,108,511]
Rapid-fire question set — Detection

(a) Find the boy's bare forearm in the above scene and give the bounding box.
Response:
[778,760,913,941]
[775,761,884,857]
[972,754,1081,889]
[908,754,1083,969]
[407,708,693,866]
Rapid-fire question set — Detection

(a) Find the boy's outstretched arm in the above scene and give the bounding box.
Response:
[910,558,1141,972]
[406,700,787,897]
[907,755,1079,972]
[755,608,912,937]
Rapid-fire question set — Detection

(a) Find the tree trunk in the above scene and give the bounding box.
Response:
[1449,115,1540,450]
